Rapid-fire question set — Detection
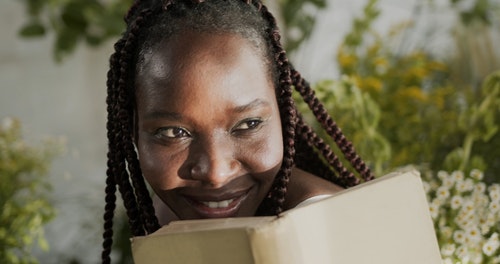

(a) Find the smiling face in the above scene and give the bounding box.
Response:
[135,31,283,220]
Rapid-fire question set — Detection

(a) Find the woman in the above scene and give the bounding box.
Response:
[102,0,374,262]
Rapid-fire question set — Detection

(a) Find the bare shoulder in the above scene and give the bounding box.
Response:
[284,167,344,210]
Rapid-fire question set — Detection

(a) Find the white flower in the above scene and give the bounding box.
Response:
[437,170,449,180]
[430,179,440,191]
[429,200,440,219]
[454,230,467,244]
[473,182,486,194]
[489,232,499,242]
[482,239,500,256]
[489,201,500,213]
[456,178,474,193]
[451,170,464,183]
[441,258,454,264]
[440,243,456,257]
[470,252,483,264]
[455,245,469,260]
[436,186,451,201]
[440,226,453,240]
[469,169,483,181]
[451,195,464,210]
[472,193,489,209]
[480,223,491,235]
[457,213,476,229]
[489,184,500,202]
[461,200,475,214]
[465,226,482,243]
[442,177,455,189]
[486,212,497,228]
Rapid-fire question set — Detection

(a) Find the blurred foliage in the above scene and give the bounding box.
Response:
[299,0,499,181]
[277,0,327,53]
[18,0,132,61]
[447,0,500,25]
[0,118,62,263]
[18,0,325,61]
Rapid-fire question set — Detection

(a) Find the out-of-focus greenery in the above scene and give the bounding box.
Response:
[18,0,132,61]
[299,0,499,181]
[18,0,325,61]
[278,0,327,53]
[0,118,62,264]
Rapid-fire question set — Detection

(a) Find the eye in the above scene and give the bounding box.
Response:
[232,118,263,132]
[155,127,191,139]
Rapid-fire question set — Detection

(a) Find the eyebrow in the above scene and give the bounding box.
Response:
[233,99,271,113]
[143,111,183,121]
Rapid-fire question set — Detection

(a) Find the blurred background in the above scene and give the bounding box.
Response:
[1,0,499,263]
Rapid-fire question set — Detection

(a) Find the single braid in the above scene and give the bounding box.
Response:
[291,69,375,182]
[254,2,296,215]
[101,167,117,264]
[120,7,161,235]
[101,38,126,264]
[123,135,160,233]
[114,7,166,238]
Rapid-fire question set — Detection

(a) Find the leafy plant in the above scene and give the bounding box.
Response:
[0,118,61,263]
[18,0,132,61]
[277,0,327,53]
[327,0,500,180]
[18,0,325,61]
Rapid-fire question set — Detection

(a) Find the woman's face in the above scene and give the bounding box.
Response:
[135,31,283,220]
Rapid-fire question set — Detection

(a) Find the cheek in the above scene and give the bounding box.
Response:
[137,140,186,191]
[242,122,283,175]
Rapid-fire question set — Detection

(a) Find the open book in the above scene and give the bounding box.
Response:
[131,169,442,264]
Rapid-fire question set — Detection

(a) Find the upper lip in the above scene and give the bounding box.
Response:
[181,187,251,202]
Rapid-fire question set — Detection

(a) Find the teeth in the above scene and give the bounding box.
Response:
[202,199,234,208]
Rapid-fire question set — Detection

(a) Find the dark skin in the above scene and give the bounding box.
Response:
[135,31,342,225]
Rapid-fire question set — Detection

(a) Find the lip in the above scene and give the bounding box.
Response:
[182,188,251,218]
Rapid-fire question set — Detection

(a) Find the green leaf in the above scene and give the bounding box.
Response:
[18,21,46,38]
[54,27,80,62]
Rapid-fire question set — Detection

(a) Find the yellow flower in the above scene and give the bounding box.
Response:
[337,49,358,70]
[396,86,428,103]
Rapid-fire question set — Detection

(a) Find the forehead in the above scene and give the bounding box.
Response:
[135,32,276,114]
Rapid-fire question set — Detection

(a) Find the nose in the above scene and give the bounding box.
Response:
[188,134,240,188]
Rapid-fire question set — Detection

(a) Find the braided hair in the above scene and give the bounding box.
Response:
[102,0,374,262]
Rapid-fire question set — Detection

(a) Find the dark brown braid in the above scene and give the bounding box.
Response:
[296,115,360,187]
[102,5,161,263]
[118,8,161,235]
[253,2,296,215]
[101,38,125,264]
[291,68,375,182]
[102,0,374,262]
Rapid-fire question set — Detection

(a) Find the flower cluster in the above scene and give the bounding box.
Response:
[422,169,500,263]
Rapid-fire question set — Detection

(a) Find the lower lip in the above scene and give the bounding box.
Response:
[186,192,249,219]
